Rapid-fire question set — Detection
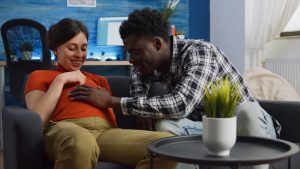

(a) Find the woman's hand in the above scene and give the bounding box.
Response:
[25,70,86,124]
[56,70,86,85]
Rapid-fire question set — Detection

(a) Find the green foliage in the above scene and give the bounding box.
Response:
[203,77,241,118]
[162,7,174,22]
[19,42,33,52]
[161,0,180,22]
[176,31,184,35]
[9,49,16,55]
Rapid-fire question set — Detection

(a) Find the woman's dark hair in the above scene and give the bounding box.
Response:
[119,7,169,42]
[47,18,88,50]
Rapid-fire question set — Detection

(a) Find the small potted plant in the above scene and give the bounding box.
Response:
[9,50,18,61]
[176,31,185,39]
[19,42,33,60]
[202,77,241,156]
[161,0,180,22]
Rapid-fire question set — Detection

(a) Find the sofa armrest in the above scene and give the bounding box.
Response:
[258,100,300,143]
[3,106,45,169]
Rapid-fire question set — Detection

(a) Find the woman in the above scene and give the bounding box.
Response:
[24,18,176,169]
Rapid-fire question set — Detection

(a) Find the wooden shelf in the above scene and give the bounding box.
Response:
[84,61,131,66]
[0,61,132,66]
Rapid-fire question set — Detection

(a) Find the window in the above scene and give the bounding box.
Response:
[280,5,300,37]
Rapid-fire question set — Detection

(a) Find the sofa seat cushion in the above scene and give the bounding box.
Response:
[96,161,133,169]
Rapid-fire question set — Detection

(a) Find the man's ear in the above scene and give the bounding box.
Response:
[152,37,163,51]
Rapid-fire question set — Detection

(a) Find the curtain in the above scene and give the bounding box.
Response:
[247,0,300,68]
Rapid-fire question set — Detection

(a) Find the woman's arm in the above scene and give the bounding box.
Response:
[25,70,86,124]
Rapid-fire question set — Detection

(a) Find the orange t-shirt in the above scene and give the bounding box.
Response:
[24,66,117,127]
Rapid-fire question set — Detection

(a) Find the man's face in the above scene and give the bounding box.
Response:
[123,36,162,76]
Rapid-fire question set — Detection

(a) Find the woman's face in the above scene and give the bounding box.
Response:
[54,32,88,71]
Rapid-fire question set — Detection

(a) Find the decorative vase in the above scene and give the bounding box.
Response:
[176,34,185,39]
[202,115,237,156]
[10,54,18,61]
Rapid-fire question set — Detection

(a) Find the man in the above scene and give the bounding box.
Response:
[70,7,278,169]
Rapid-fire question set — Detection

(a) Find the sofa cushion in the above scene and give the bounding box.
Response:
[259,100,300,142]
[96,162,133,169]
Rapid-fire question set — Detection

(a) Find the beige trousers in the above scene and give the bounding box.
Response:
[43,117,176,169]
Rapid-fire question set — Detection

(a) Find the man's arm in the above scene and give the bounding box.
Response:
[121,66,217,119]
[70,47,219,119]
[69,75,122,109]
[130,68,157,130]
[129,67,152,97]
[122,48,219,119]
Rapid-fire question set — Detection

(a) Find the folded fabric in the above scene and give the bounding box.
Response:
[244,67,300,101]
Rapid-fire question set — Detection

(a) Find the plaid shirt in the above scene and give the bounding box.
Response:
[120,37,255,120]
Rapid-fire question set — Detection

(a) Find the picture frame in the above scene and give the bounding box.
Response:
[67,0,96,7]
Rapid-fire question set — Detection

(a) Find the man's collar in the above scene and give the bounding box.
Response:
[169,36,177,74]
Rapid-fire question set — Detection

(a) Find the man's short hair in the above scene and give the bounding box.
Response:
[119,7,169,42]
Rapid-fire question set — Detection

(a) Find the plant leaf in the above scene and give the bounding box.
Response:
[202,76,241,118]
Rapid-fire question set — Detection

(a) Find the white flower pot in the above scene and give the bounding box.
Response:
[203,115,237,156]
[176,35,185,39]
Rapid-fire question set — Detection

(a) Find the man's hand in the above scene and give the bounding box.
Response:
[69,85,113,108]
[136,117,156,131]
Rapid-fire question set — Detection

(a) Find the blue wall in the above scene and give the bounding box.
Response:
[0,0,210,105]
[0,0,210,60]
[0,0,191,61]
[189,0,210,41]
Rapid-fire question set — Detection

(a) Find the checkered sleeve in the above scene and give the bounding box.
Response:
[121,45,219,119]
[129,67,151,97]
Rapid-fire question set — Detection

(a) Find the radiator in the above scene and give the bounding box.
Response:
[265,58,300,94]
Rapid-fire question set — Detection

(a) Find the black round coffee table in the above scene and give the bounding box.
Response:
[148,135,299,169]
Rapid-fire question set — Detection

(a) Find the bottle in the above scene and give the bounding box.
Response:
[171,24,176,36]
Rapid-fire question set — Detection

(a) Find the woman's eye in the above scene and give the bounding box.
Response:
[68,47,76,51]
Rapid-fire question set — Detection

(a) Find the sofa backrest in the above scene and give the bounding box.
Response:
[259,100,300,143]
[106,76,131,97]
[22,75,300,143]
[106,76,300,143]
[105,76,136,129]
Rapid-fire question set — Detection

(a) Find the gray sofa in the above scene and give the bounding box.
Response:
[2,76,300,169]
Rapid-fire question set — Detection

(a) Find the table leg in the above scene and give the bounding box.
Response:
[0,66,4,111]
[288,157,291,169]
[150,152,154,169]
[231,164,240,169]
[0,66,4,151]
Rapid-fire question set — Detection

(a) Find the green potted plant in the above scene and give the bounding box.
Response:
[19,42,33,60]
[176,31,185,39]
[161,0,180,22]
[203,77,241,118]
[202,77,241,156]
[9,50,18,61]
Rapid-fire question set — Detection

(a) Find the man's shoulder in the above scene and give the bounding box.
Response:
[187,39,215,48]
[175,39,216,52]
